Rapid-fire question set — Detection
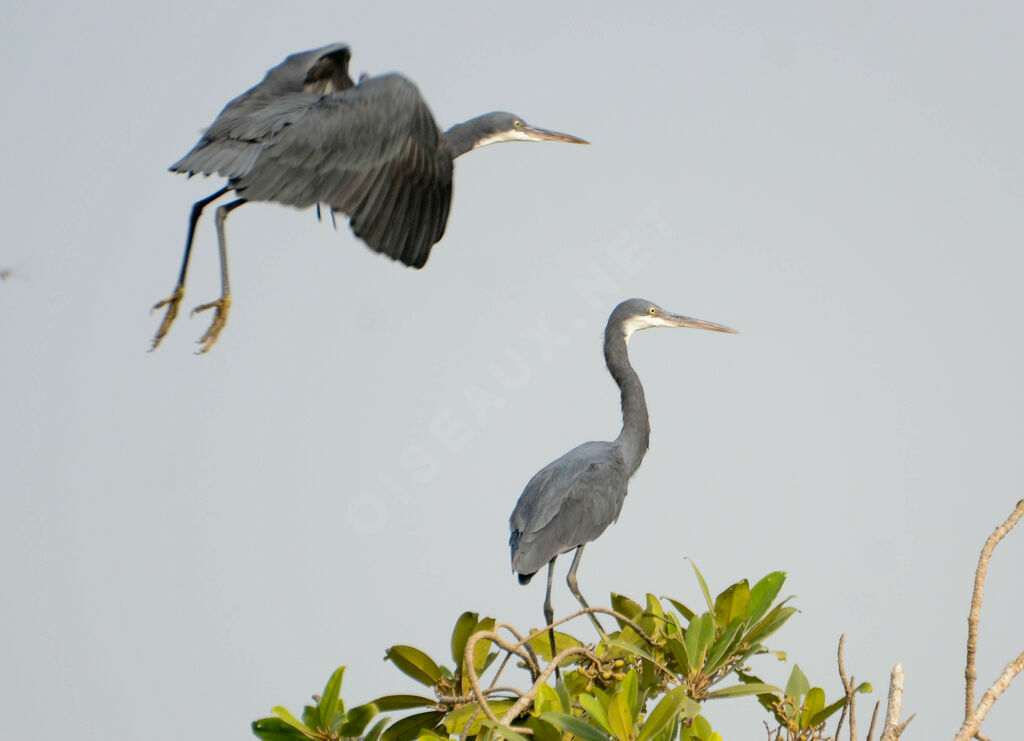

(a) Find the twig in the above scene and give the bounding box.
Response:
[964,499,1024,719]
[834,635,856,741]
[499,645,601,725]
[437,687,523,704]
[462,630,540,731]
[864,701,879,741]
[463,629,599,732]
[878,663,907,741]
[954,649,1024,741]
[495,621,541,679]
[512,606,657,651]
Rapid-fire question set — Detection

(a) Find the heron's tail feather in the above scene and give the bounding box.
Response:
[517,572,535,585]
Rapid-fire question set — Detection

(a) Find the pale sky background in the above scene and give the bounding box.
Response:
[2,2,1023,740]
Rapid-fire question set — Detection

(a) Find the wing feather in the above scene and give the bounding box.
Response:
[509,442,629,577]
[170,61,454,268]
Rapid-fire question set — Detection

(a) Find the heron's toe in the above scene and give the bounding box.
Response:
[191,295,232,354]
[149,286,185,351]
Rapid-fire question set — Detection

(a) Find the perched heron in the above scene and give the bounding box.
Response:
[508,299,736,650]
[151,43,588,353]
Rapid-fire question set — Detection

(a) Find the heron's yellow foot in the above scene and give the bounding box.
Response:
[191,294,231,354]
[149,285,184,351]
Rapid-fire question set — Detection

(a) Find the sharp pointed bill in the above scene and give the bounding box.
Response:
[151,44,589,353]
[619,302,739,339]
[520,124,590,144]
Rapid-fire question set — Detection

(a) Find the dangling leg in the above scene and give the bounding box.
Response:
[192,198,246,354]
[150,186,230,350]
[566,545,607,640]
[543,557,560,680]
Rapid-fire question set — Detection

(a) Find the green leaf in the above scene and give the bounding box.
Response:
[713,581,750,629]
[301,706,320,732]
[319,666,345,730]
[384,647,444,687]
[416,730,448,741]
[485,721,532,741]
[363,717,390,741]
[799,687,825,729]
[665,598,696,622]
[451,612,479,670]
[534,683,563,715]
[784,665,810,701]
[619,669,639,719]
[855,682,873,694]
[380,711,446,741]
[686,560,715,614]
[811,696,848,726]
[472,618,497,676]
[688,714,712,741]
[637,687,687,741]
[681,697,702,721]
[445,701,515,735]
[611,594,644,623]
[270,707,316,738]
[744,604,797,645]
[252,718,311,741]
[645,594,665,619]
[665,637,690,674]
[607,691,634,741]
[704,617,745,675]
[555,681,572,719]
[604,637,658,666]
[525,716,562,741]
[683,614,714,672]
[705,682,781,699]
[526,629,583,662]
[579,694,614,735]
[371,695,437,711]
[746,572,786,626]
[540,712,611,741]
[340,703,378,737]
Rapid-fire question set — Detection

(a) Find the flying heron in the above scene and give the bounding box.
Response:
[508,299,736,652]
[151,43,588,353]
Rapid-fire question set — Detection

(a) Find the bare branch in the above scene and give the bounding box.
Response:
[955,649,1024,741]
[879,663,905,741]
[865,701,880,741]
[834,635,851,741]
[512,606,656,650]
[965,499,1024,717]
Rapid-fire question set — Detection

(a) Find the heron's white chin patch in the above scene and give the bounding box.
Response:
[472,130,536,150]
[621,315,666,339]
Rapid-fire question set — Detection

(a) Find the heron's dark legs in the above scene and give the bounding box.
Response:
[150,186,231,351]
[566,545,607,640]
[543,558,560,679]
[191,198,246,354]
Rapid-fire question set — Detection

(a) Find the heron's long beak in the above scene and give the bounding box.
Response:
[663,313,738,334]
[522,124,590,144]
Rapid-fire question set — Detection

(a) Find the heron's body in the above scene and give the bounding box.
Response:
[508,299,736,647]
[510,441,629,581]
[151,43,587,353]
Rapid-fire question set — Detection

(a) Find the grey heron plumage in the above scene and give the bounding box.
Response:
[151,43,588,353]
[508,299,736,648]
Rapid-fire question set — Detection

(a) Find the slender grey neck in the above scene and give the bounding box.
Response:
[604,322,650,475]
[443,116,493,159]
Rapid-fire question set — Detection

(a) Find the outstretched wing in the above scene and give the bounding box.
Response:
[509,441,629,577]
[171,62,453,269]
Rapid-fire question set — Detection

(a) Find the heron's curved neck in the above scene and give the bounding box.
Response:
[443,116,495,159]
[604,325,650,475]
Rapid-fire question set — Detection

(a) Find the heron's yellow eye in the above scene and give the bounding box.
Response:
[648,306,657,315]
[514,120,522,127]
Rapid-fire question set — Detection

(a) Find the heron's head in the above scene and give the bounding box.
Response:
[611,299,738,340]
[467,112,590,149]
